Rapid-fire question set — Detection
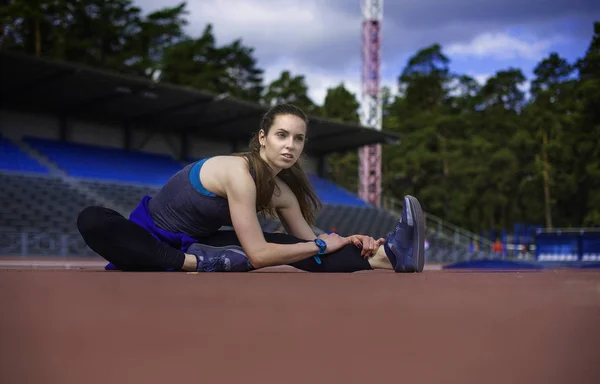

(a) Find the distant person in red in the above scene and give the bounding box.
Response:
[493,238,504,256]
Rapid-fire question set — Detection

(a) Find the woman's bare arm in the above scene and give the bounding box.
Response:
[223,163,326,269]
[271,177,317,241]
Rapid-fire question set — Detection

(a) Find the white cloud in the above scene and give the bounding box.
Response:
[446,32,561,60]
[263,59,360,106]
[135,0,369,106]
[174,0,360,63]
[133,0,590,77]
[473,73,492,86]
[132,0,569,108]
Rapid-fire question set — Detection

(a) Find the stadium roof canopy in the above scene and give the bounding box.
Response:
[0,51,401,155]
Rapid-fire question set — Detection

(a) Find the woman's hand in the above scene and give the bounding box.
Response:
[346,234,385,258]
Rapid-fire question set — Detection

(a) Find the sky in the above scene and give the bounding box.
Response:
[134,0,599,105]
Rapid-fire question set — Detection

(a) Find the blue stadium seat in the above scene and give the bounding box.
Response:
[307,174,368,206]
[24,137,184,185]
[18,136,367,205]
[0,134,48,174]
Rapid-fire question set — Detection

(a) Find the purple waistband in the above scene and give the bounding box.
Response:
[105,195,200,271]
[130,195,199,252]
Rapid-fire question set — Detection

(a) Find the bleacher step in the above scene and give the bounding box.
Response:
[63,176,127,215]
[3,134,66,177]
[6,136,126,214]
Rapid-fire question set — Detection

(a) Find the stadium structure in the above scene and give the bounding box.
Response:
[0,50,495,264]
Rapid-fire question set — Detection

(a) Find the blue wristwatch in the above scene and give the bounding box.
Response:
[313,238,326,264]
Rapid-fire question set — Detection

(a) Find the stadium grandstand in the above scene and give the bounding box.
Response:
[0,51,491,263]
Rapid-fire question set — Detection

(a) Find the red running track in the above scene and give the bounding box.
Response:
[1,261,599,384]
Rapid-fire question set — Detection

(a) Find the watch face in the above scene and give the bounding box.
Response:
[316,238,326,248]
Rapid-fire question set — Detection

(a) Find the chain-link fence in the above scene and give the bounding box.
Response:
[0,228,98,258]
[0,226,513,265]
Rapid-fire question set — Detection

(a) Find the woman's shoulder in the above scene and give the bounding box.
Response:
[197,155,255,197]
[204,154,250,169]
[203,155,252,180]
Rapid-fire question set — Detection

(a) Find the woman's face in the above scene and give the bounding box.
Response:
[259,114,307,173]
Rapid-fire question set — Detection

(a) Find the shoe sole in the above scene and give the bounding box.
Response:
[405,195,425,273]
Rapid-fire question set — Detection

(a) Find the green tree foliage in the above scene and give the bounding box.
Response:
[319,83,360,192]
[0,0,598,231]
[262,70,318,114]
[380,23,600,232]
[127,2,189,78]
[0,1,263,101]
[573,22,600,226]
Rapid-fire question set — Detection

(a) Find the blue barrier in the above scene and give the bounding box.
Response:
[535,229,600,263]
[443,259,545,270]
[443,228,600,271]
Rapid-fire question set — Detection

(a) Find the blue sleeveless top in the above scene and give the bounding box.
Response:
[147,158,239,238]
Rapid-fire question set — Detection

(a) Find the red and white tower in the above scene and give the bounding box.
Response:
[358,0,383,206]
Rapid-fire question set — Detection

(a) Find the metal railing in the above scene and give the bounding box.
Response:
[0,226,324,259]
[1,196,498,264]
[382,196,494,251]
[1,225,517,266]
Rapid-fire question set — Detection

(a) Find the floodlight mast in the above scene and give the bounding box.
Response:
[358,0,383,206]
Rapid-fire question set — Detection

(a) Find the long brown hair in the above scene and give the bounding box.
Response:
[235,104,322,226]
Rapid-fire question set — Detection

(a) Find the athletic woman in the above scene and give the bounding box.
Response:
[77,103,425,273]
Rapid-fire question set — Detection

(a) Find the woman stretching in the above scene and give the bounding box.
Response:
[77,103,425,273]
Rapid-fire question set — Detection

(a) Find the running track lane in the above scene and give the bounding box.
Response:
[0,268,599,384]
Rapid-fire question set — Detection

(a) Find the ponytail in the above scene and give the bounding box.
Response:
[277,158,321,226]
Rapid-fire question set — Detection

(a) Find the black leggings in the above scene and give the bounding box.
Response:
[76,206,373,273]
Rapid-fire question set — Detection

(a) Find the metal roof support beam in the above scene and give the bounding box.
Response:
[136,131,154,151]
[159,131,180,159]
[123,125,132,151]
[317,155,327,178]
[179,132,189,161]
[230,139,240,153]
[58,114,68,141]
